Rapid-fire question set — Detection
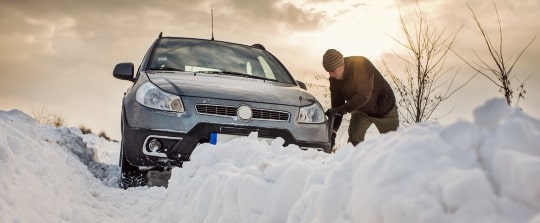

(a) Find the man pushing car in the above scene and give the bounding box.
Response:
[322,49,399,148]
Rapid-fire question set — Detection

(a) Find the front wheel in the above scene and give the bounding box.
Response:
[118,142,147,189]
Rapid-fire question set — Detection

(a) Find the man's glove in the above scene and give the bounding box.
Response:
[325,106,344,117]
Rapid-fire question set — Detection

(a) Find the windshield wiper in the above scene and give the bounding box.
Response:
[196,70,275,82]
[149,66,185,72]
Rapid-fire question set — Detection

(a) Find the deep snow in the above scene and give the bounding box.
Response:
[0,98,539,223]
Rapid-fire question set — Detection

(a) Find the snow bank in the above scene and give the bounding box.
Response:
[149,98,540,223]
[0,98,539,223]
[0,110,102,221]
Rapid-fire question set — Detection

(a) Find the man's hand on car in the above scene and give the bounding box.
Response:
[325,106,344,117]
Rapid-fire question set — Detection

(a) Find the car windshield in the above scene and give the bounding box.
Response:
[147,38,295,84]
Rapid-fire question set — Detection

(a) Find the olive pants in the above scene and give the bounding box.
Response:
[348,105,399,145]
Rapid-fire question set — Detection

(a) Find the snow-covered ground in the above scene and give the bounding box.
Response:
[1,98,539,223]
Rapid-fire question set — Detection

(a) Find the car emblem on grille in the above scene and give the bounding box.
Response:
[237,105,253,121]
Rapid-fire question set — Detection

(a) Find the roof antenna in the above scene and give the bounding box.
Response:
[211,9,214,40]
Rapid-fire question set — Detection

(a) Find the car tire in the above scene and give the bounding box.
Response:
[119,141,147,189]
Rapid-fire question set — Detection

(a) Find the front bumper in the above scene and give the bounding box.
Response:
[122,118,331,168]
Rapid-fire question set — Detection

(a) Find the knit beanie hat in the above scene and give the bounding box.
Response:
[322,49,344,72]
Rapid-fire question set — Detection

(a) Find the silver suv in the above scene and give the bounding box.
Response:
[113,34,331,188]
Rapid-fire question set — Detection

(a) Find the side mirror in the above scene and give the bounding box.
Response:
[297,81,307,90]
[113,63,135,81]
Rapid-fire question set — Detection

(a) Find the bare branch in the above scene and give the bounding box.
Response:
[455,1,536,106]
[507,36,537,75]
[385,1,466,123]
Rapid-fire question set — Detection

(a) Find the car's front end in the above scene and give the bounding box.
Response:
[114,35,330,188]
[122,71,330,167]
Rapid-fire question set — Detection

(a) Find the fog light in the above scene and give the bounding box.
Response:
[148,139,162,152]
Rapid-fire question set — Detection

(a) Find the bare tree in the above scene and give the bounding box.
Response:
[384,2,468,124]
[455,2,536,106]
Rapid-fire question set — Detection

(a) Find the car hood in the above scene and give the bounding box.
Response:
[146,72,316,107]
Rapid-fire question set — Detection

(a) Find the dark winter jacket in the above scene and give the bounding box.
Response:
[329,56,396,128]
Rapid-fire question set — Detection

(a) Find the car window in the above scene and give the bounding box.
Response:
[148,38,295,84]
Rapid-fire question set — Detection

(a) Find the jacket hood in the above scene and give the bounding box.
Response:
[145,72,316,107]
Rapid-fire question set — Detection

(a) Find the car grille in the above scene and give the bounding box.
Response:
[196,104,237,116]
[196,104,290,121]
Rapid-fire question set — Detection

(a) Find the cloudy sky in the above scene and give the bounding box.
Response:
[1,0,539,139]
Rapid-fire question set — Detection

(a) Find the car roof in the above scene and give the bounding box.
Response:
[157,34,267,51]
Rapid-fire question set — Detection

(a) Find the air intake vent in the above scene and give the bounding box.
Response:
[252,109,289,121]
[195,104,237,116]
[196,104,290,121]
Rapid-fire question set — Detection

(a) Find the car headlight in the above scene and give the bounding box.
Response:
[298,103,325,124]
[135,82,184,112]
